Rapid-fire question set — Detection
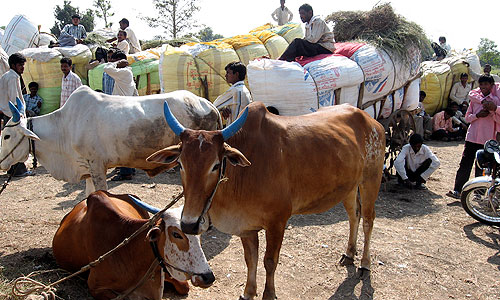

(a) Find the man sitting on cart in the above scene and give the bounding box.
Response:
[278,4,335,62]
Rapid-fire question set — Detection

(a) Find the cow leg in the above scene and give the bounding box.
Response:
[240,231,259,300]
[89,162,108,193]
[262,224,285,300]
[85,177,96,196]
[341,190,361,264]
[358,182,377,271]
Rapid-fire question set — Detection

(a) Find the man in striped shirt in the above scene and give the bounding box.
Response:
[60,57,82,107]
[61,15,87,44]
[213,62,252,124]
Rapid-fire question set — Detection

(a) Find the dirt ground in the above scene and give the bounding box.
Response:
[0,140,499,300]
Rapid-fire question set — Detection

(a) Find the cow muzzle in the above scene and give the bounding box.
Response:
[181,214,209,235]
[191,271,215,288]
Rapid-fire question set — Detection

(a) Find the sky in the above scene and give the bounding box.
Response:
[1,0,499,51]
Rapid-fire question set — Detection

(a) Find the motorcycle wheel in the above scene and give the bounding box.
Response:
[461,185,500,226]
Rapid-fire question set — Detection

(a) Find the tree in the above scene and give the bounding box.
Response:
[51,0,95,37]
[94,0,114,28]
[477,38,500,67]
[195,27,223,42]
[142,0,200,39]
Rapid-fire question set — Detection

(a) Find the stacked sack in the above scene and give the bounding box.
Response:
[247,41,421,119]
[420,50,480,115]
[159,23,304,102]
[89,47,163,96]
[1,15,39,56]
[20,48,63,115]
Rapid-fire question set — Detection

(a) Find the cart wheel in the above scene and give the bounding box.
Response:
[384,110,416,174]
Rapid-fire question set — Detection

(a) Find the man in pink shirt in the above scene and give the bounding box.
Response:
[431,107,458,141]
[447,75,500,199]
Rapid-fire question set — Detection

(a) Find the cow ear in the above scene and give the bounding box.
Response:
[147,143,181,165]
[21,126,40,141]
[223,143,251,167]
[147,226,162,242]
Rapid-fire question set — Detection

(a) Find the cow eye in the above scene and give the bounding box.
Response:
[172,231,183,239]
[212,163,220,172]
[4,135,10,140]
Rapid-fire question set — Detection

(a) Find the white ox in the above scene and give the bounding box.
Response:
[0,86,220,195]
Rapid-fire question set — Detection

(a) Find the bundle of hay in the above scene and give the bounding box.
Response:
[326,3,433,60]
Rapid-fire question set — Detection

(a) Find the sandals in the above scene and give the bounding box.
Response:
[446,190,461,199]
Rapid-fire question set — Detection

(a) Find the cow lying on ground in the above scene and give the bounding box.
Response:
[52,191,214,299]
[0,86,220,195]
[144,101,385,300]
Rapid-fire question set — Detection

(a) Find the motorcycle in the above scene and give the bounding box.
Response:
[461,139,500,226]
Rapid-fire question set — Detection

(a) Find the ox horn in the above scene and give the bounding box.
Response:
[128,195,161,214]
[164,101,185,136]
[221,107,249,141]
[8,101,21,123]
[16,97,25,116]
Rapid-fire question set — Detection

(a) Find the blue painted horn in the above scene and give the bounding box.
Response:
[221,107,248,141]
[8,101,21,123]
[164,101,185,136]
[15,97,25,115]
[128,194,161,214]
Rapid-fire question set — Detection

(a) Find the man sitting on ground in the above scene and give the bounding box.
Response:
[449,73,471,105]
[278,4,335,62]
[431,107,458,141]
[395,134,440,190]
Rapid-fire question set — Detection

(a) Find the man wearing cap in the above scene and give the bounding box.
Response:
[394,134,441,190]
[61,15,87,44]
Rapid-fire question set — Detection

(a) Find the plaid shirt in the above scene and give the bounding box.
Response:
[102,72,115,95]
[61,71,82,107]
[23,94,43,116]
[61,24,87,40]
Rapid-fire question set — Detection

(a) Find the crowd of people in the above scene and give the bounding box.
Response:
[1,1,500,198]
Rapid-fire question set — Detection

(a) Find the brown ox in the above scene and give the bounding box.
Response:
[147,101,385,300]
[52,191,214,300]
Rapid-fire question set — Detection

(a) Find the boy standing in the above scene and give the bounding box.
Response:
[213,62,252,124]
[272,0,293,26]
[60,57,82,107]
[23,82,43,117]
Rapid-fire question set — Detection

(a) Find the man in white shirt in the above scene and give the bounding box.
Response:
[449,73,471,105]
[439,36,451,54]
[394,134,440,189]
[60,57,83,107]
[272,0,293,26]
[213,62,252,124]
[0,53,31,176]
[114,30,130,54]
[103,51,138,97]
[106,18,141,54]
[103,51,138,181]
[279,4,335,62]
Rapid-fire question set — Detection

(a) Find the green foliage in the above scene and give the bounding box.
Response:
[93,0,114,28]
[477,38,500,67]
[142,0,200,39]
[50,0,95,37]
[195,26,224,42]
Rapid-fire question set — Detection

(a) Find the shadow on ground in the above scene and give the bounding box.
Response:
[329,265,374,300]
[463,223,500,270]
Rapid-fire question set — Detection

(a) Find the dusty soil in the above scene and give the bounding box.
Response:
[0,140,499,300]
